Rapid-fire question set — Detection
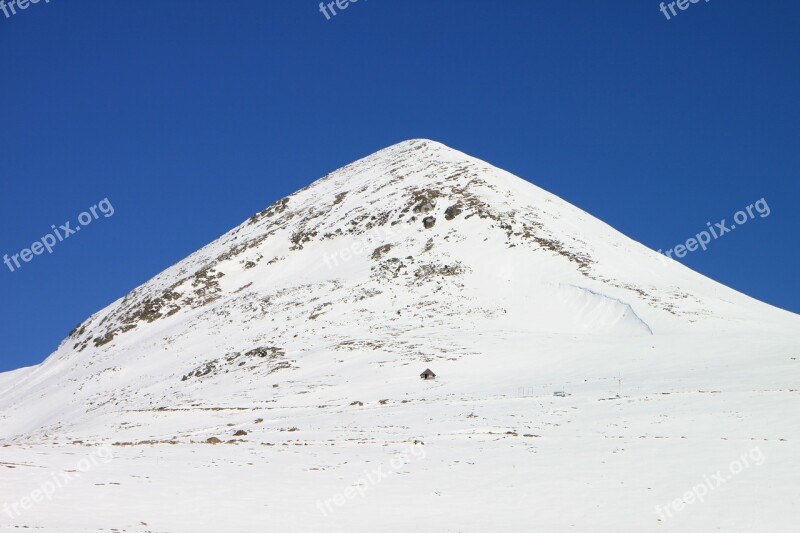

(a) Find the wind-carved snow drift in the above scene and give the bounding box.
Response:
[557,284,653,335]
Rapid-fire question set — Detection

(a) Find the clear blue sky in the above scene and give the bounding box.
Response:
[1,1,798,372]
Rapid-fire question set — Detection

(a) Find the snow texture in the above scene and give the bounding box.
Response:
[1,140,798,532]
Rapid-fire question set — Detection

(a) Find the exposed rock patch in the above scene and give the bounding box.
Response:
[444,204,462,220]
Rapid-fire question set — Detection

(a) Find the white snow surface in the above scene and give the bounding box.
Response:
[1,139,798,532]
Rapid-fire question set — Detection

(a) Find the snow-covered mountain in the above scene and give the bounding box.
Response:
[1,140,798,532]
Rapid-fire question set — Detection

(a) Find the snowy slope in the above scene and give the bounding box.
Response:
[1,140,798,532]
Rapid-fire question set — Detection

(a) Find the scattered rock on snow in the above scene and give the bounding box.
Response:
[444,204,462,220]
[413,201,435,214]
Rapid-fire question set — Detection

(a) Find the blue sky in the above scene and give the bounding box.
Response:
[1,1,798,372]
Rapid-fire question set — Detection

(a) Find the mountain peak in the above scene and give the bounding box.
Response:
[0,141,796,443]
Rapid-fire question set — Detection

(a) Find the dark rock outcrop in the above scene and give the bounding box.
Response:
[444,204,462,220]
